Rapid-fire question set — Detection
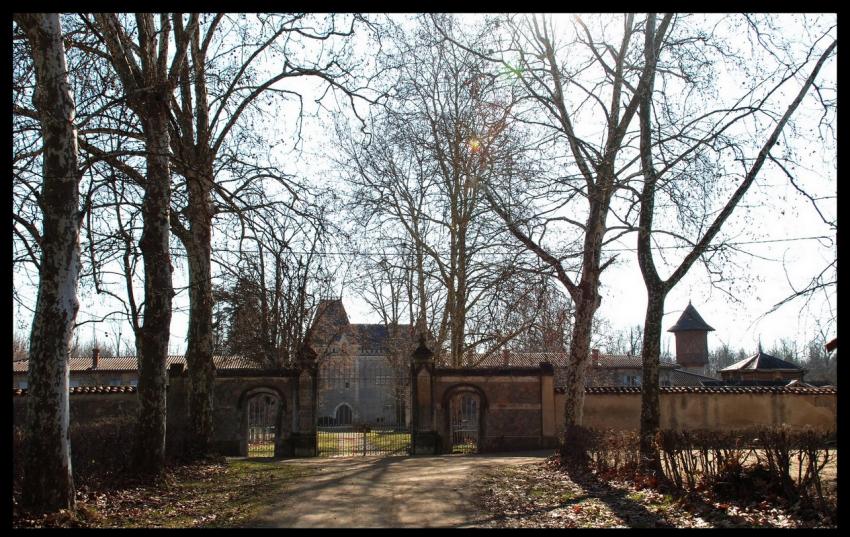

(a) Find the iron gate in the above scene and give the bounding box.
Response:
[450,392,480,453]
[247,393,279,457]
[317,356,410,456]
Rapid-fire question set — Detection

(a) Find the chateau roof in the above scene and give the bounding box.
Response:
[667,302,715,332]
[307,299,414,355]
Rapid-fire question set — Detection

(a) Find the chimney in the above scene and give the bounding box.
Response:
[92,347,100,369]
[501,348,511,366]
[591,348,600,362]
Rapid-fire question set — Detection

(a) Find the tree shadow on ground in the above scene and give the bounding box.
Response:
[564,467,754,528]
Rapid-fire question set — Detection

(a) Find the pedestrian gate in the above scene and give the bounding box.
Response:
[247,393,278,457]
[450,392,480,453]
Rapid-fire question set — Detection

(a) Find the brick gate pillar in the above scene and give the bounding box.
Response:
[410,334,438,454]
[540,361,558,448]
[291,344,318,456]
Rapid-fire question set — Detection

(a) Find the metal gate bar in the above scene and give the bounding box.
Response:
[317,356,410,457]
[247,394,277,457]
[450,393,479,453]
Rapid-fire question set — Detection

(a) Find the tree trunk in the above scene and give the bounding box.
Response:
[639,285,667,471]
[134,104,174,475]
[562,283,599,427]
[182,167,215,458]
[16,12,80,513]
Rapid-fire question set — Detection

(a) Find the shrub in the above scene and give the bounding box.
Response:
[559,425,835,510]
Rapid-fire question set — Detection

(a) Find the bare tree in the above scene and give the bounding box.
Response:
[85,12,198,475]
[633,13,835,469]
[439,14,674,431]
[160,13,378,457]
[342,15,540,365]
[13,12,81,513]
[214,201,337,368]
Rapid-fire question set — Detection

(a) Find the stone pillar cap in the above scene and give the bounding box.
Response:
[412,334,434,362]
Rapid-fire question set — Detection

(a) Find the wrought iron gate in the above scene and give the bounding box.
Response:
[247,393,278,457]
[450,392,480,453]
[317,356,410,456]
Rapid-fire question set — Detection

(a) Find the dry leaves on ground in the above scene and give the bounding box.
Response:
[473,458,836,529]
[13,459,307,528]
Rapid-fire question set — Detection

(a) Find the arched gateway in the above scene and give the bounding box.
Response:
[241,387,285,457]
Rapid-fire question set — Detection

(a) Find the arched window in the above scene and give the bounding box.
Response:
[335,403,353,426]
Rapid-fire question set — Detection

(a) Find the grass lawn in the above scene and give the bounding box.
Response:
[318,433,341,453]
[13,458,312,528]
[366,431,411,452]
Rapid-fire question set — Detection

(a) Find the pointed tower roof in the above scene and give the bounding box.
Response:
[667,302,715,332]
[312,299,349,329]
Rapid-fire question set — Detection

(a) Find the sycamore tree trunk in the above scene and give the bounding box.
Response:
[134,104,174,474]
[16,12,81,513]
[638,285,666,470]
[182,166,215,458]
[561,181,608,429]
[92,12,198,476]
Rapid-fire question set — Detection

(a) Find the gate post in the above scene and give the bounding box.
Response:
[410,334,438,454]
[292,344,318,457]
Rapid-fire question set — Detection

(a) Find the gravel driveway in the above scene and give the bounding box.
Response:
[247,451,552,528]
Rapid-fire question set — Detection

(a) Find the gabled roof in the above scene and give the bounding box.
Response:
[667,302,715,332]
[307,299,414,355]
[720,349,803,372]
[348,324,414,354]
[312,299,349,330]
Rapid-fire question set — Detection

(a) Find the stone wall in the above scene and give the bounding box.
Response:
[13,387,139,427]
[167,367,300,457]
[431,365,558,453]
[553,386,837,436]
[14,369,303,459]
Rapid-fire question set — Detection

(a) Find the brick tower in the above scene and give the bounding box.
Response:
[667,301,715,376]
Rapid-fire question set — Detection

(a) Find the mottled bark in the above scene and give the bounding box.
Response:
[179,167,215,458]
[15,12,80,512]
[92,13,197,476]
[134,105,174,474]
[635,13,665,471]
[638,288,666,470]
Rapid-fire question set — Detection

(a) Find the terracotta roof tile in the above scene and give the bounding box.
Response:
[14,385,138,397]
[13,355,258,373]
[469,352,677,369]
[555,386,837,395]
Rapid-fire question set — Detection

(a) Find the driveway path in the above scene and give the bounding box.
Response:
[247,451,552,528]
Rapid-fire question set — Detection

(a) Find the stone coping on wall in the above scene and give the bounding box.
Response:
[206,368,300,377]
[13,385,138,397]
[554,386,837,395]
